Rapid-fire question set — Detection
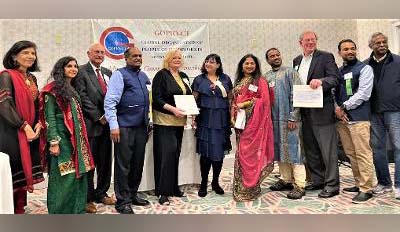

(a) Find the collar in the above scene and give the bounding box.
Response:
[302,51,315,59]
[89,62,102,73]
[126,65,141,73]
[373,53,387,62]
[343,58,358,67]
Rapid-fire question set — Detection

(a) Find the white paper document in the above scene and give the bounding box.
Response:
[293,85,323,108]
[234,109,246,129]
[174,95,200,115]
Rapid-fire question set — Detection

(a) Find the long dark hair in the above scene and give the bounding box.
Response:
[200,53,224,76]
[3,40,40,72]
[234,54,262,86]
[49,56,79,104]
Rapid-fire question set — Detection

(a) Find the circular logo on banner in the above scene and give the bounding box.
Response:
[99,27,135,60]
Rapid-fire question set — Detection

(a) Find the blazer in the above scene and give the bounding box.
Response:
[74,62,112,137]
[293,49,340,125]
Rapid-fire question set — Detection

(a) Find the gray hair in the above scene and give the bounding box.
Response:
[299,31,318,41]
[368,32,388,48]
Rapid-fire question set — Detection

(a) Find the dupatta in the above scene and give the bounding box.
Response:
[233,77,274,188]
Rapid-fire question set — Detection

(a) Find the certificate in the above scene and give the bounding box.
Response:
[293,85,323,108]
[174,95,200,115]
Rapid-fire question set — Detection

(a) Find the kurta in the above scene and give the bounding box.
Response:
[40,85,94,214]
[0,70,44,191]
[264,66,303,164]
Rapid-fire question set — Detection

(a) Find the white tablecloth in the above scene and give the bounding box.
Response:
[0,152,14,214]
[138,128,201,191]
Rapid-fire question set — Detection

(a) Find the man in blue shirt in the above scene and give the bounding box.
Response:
[104,46,151,214]
[334,39,376,204]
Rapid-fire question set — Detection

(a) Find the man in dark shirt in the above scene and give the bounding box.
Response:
[364,32,400,200]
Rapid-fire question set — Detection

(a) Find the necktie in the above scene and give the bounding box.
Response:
[95,68,107,94]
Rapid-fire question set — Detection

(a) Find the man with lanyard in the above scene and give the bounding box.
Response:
[334,39,376,203]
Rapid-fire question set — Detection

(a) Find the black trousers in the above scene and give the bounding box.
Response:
[87,128,112,202]
[302,119,340,191]
[153,125,184,196]
[114,125,147,209]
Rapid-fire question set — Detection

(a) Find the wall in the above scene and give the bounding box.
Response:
[0,19,395,88]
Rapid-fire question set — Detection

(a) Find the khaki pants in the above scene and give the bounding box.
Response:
[279,162,306,188]
[336,121,376,192]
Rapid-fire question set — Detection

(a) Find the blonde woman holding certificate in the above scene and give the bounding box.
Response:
[152,49,192,205]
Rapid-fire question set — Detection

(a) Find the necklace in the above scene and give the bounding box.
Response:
[25,78,31,86]
[24,74,31,86]
[207,74,218,83]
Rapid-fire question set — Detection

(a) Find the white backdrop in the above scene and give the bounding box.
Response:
[0,19,396,89]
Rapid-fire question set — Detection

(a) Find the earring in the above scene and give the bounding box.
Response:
[13,59,18,66]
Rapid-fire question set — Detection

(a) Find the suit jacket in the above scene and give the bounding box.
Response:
[74,62,112,137]
[293,49,340,125]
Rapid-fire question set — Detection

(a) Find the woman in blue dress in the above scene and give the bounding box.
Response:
[192,54,233,197]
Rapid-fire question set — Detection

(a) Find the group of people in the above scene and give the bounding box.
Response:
[0,29,399,214]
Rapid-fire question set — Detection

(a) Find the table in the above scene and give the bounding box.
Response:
[138,128,201,191]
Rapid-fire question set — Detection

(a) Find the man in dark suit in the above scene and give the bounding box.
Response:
[293,31,341,198]
[74,43,115,213]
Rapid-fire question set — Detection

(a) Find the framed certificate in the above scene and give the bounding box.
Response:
[174,95,200,115]
[293,85,323,108]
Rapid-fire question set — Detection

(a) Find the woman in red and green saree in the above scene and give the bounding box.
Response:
[39,56,95,214]
[231,54,274,202]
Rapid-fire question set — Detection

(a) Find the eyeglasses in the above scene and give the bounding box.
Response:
[302,38,317,43]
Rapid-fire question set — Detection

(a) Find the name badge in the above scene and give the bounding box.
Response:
[248,84,258,92]
[344,72,353,80]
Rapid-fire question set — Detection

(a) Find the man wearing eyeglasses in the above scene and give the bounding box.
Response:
[364,32,400,200]
[74,43,115,213]
[293,31,341,198]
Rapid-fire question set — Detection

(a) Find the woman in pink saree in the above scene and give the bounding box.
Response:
[231,54,274,201]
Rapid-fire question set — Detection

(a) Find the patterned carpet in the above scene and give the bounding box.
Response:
[26,163,400,214]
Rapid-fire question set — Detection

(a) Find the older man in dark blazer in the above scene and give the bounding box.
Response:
[293,31,340,198]
[74,43,115,213]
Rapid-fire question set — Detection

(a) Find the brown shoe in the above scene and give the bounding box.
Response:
[287,185,305,200]
[99,196,116,205]
[86,202,97,214]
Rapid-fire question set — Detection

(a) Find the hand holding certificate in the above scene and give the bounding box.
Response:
[174,95,200,115]
[293,85,323,108]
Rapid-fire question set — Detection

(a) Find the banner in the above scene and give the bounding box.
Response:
[91,19,210,80]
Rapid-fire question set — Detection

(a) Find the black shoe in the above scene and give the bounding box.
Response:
[352,192,373,204]
[305,184,324,191]
[158,195,170,205]
[198,183,208,197]
[343,186,360,193]
[211,182,224,195]
[116,204,134,214]
[287,186,305,199]
[318,189,340,198]
[173,188,186,197]
[270,179,294,191]
[131,196,150,206]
